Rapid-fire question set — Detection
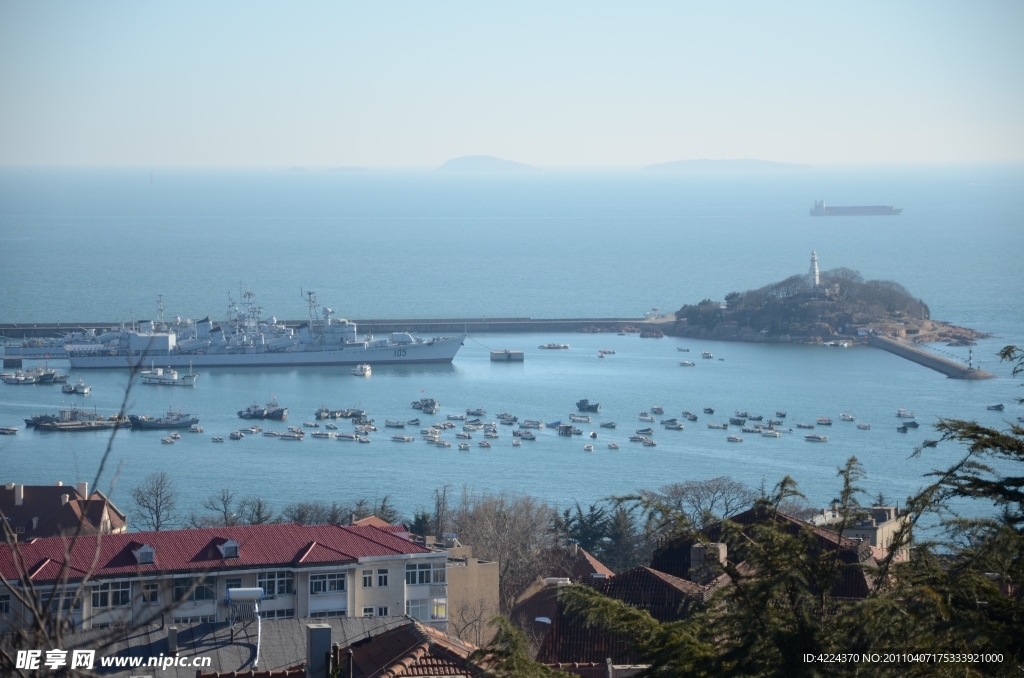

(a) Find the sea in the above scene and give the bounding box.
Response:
[1,165,1022,524]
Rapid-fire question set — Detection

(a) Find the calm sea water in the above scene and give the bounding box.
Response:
[0,166,1022,523]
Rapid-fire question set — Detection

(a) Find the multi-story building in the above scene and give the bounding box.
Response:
[0,522,450,632]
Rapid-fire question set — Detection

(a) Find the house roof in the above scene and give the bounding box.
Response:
[0,483,127,539]
[0,523,431,584]
[649,506,878,600]
[333,620,482,678]
[595,566,712,618]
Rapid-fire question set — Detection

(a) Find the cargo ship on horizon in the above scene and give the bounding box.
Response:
[810,200,902,216]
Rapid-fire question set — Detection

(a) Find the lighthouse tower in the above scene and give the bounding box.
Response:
[808,251,820,287]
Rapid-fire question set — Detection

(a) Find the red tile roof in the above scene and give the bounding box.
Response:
[0,523,431,584]
[331,620,482,678]
[1,484,126,539]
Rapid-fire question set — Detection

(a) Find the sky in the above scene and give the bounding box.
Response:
[1,1,1022,168]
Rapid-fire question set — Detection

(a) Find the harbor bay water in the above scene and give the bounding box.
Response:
[0,166,1022,521]
[0,331,1019,520]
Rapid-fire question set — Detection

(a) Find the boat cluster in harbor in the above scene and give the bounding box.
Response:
[2,366,69,385]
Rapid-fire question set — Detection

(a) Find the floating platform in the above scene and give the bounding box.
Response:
[490,350,524,362]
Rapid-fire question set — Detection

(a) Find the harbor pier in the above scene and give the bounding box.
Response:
[868,336,994,380]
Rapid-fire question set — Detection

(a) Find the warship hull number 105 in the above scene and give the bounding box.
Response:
[64,291,464,369]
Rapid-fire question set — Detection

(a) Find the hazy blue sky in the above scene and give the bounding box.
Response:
[1,1,1021,167]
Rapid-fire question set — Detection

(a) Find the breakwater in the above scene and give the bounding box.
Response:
[0,317,661,340]
[868,336,994,380]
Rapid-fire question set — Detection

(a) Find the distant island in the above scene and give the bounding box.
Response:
[437,155,538,172]
[668,252,985,346]
[644,158,810,171]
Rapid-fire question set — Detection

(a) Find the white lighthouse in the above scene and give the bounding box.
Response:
[808,251,820,287]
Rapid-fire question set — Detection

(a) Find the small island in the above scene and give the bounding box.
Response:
[668,252,986,347]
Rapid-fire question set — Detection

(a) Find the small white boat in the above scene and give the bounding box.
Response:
[679,361,696,367]
[229,430,246,440]
[140,364,199,387]
[519,431,536,440]
[436,440,451,448]
[189,425,204,433]
[761,430,782,438]
[385,420,406,428]
[638,414,655,422]
[351,363,371,377]
[599,421,617,428]
[478,440,491,448]
[707,423,728,430]
[303,421,319,428]
[839,413,855,421]
[569,414,591,423]
[455,432,472,439]
[896,408,915,418]
[211,436,224,442]
[598,349,615,355]
[458,443,471,450]
[677,347,690,352]
[447,414,467,421]
[664,423,684,431]
[856,423,871,430]
[805,434,829,443]
[701,351,714,359]
[325,423,337,429]
[392,434,415,442]
[538,343,570,349]
[642,439,657,447]
[484,431,499,439]
[0,426,19,435]
[161,436,174,444]
[650,406,665,415]
[357,435,371,443]
[726,435,743,443]
[466,408,487,416]
[607,442,619,449]
[987,404,1004,411]
[583,444,594,452]
[512,439,522,447]
[312,431,335,439]
[62,379,91,395]
[520,420,544,429]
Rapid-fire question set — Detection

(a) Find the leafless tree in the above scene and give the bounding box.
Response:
[129,471,180,531]
[641,477,757,531]
[448,596,497,647]
[238,495,275,524]
[446,486,559,613]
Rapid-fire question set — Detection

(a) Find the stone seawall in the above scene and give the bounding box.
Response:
[1,317,662,340]
[868,336,994,380]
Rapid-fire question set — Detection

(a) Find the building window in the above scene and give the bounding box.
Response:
[0,593,10,614]
[406,598,447,621]
[432,562,446,584]
[141,583,160,605]
[257,608,294,619]
[362,570,373,588]
[406,563,432,585]
[174,577,216,602]
[43,592,80,612]
[377,606,389,616]
[310,573,346,595]
[111,581,130,607]
[310,609,347,618]
[173,615,215,624]
[225,578,242,592]
[377,569,388,588]
[91,584,108,609]
[362,606,375,617]
[257,571,294,599]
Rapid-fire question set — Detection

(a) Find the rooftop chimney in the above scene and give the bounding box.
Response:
[306,624,332,678]
[55,481,63,486]
[77,482,88,497]
[61,494,69,505]
[4,482,13,490]
[167,626,178,653]
[15,484,24,506]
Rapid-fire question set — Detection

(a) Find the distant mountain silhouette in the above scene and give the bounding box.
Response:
[644,159,810,171]
[437,155,537,172]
